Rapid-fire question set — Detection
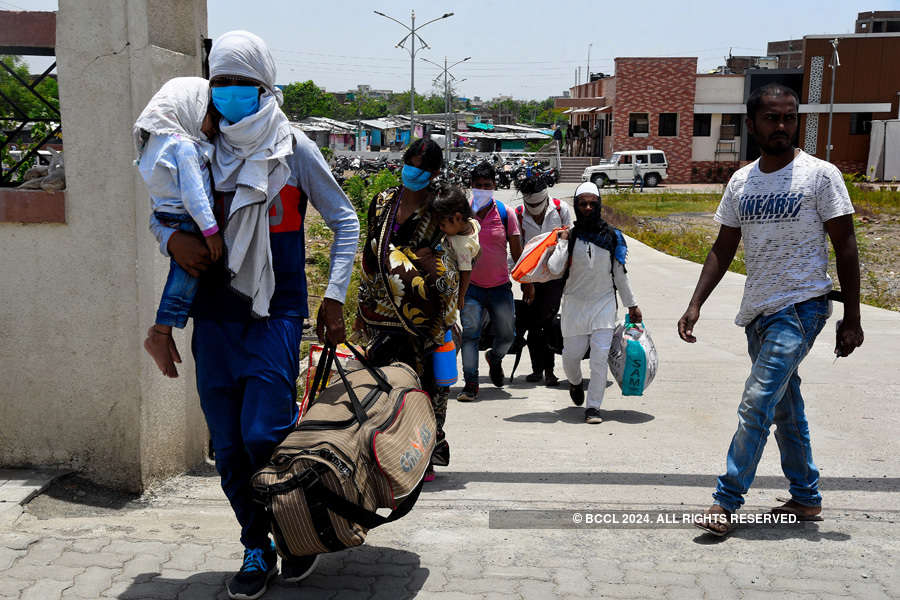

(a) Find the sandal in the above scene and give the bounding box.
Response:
[770,497,823,521]
[693,505,733,537]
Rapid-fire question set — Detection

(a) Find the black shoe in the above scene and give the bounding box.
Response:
[487,354,505,388]
[545,372,560,387]
[569,382,584,406]
[281,553,320,584]
[456,382,479,402]
[525,372,543,383]
[227,542,277,600]
[585,408,603,424]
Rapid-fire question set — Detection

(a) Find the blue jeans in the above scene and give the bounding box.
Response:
[460,283,515,385]
[713,295,830,512]
[193,317,303,549]
[155,212,200,328]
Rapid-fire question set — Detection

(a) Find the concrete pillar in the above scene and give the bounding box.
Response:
[0,0,209,492]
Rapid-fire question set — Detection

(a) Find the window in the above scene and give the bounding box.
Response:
[721,114,743,138]
[658,113,678,137]
[693,114,711,137]
[635,154,648,164]
[850,113,872,135]
[629,113,649,136]
[618,154,632,165]
[650,153,666,164]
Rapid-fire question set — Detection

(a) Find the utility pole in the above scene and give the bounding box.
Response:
[374,9,453,142]
[826,38,840,163]
[422,55,470,165]
[586,43,592,83]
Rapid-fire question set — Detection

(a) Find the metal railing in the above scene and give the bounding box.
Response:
[0,57,61,186]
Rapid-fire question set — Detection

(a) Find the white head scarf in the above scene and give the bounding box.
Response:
[523,188,550,216]
[208,30,293,319]
[574,181,601,198]
[209,30,283,105]
[132,76,211,160]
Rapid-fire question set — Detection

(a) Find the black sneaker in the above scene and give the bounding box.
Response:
[569,382,584,406]
[281,553,320,584]
[227,542,277,600]
[545,372,560,387]
[525,372,543,383]
[456,382,478,402]
[585,408,603,424]
[487,354,505,388]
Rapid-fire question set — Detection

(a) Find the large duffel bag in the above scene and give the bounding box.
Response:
[251,343,436,558]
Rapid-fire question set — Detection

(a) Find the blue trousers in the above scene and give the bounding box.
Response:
[192,317,303,549]
[713,295,829,512]
[156,212,200,328]
[460,282,515,385]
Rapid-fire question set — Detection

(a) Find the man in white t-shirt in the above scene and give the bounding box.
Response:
[677,83,864,536]
[515,175,575,385]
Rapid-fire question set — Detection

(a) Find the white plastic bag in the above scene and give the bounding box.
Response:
[607,320,658,396]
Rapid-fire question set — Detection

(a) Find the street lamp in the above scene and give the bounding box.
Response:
[825,38,840,163]
[422,56,470,165]
[374,9,453,141]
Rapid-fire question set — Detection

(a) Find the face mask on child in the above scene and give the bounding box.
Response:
[470,188,493,212]
[211,85,260,124]
[401,165,432,191]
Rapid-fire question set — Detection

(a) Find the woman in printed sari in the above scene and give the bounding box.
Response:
[356,138,458,481]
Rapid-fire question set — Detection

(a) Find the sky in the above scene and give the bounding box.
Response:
[8,0,899,100]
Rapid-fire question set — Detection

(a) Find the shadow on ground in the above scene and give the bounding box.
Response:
[24,474,143,519]
[505,406,655,425]
[693,521,852,545]
[121,546,425,599]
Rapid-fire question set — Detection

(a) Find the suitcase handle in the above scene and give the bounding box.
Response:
[307,343,394,425]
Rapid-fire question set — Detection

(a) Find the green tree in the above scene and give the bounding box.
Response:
[0,55,59,120]
[280,80,339,121]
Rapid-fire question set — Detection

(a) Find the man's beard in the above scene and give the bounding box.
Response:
[757,133,793,156]
[575,207,603,232]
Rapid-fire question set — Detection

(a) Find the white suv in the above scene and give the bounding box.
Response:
[581,150,668,188]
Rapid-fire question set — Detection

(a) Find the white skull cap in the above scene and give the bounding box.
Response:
[574,181,600,198]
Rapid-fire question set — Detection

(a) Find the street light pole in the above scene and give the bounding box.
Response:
[422,55,470,166]
[374,9,453,143]
[825,38,840,163]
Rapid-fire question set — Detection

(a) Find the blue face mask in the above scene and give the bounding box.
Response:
[401,164,432,191]
[211,85,260,124]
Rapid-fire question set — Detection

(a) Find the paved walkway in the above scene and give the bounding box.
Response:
[2,200,898,599]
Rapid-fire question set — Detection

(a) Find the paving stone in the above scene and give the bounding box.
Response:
[553,567,593,596]
[445,576,518,594]
[414,593,482,600]
[156,568,227,586]
[334,561,414,578]
[624,570,696,588]
[593,583,663,599]
[723,563,771,589]
[484,566,553,581]
[20,579,72,600]
[411,566,447,593]
[103,540,171,559]
[0,533,39,551]
[739,592,820,600]
[0,578,32,598]
[62,566,115,599]
[768,577,852,595]
[115,554,164,583]
[69,538,110,554]
[583,558,625,584]
[16,538,68,566]
[844,582,893,600]
[116,580,185,599]
[300,574,375,591]
[664,585,705,600]
[3,563,83,582]
[0,547,24,571]
[695,573,741,600]
[515,579,559,600]
[163,543,211,571]
[177,582,223,600]
[55,551,124,570]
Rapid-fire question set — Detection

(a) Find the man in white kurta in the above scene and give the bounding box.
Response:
[548,182,641,423]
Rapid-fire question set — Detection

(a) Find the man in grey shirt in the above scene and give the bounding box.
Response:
[677,83,863,536]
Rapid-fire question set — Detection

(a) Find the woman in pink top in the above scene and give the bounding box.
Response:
[457,162,528,402]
